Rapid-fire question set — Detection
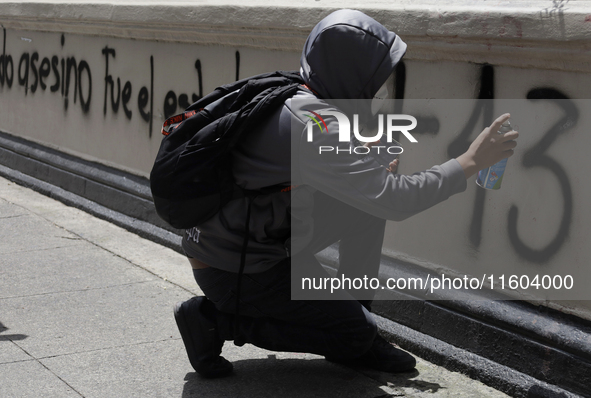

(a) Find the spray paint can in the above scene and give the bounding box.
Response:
[476,120,513,190]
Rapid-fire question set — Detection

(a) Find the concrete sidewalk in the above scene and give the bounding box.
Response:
[0,175,509,398]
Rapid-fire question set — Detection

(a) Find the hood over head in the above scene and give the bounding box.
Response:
[300,9,407,100]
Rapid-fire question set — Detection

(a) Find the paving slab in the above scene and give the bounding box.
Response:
[0,245,158,299]
[0,336,30,364]
[0,360,80,398]
[0,211,83,256]
[0,176,511,398]
[40,206,197,294]
[0,281,189,359]
[0,197,28,218]
[40,340,400,398]
[40,339,189,398]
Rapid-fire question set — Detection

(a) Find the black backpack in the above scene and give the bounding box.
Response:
[150,70,304,230]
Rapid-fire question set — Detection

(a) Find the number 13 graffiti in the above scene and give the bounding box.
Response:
[396,62,577,264]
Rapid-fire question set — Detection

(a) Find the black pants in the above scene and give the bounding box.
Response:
[193,192,386,359]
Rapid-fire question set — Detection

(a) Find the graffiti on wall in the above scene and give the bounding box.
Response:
[392,61,577,264]
[0,30,241,137]
[0,31,92,112]
[509,88,576,263]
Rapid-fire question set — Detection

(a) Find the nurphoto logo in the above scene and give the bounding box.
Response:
[304,109,418,156]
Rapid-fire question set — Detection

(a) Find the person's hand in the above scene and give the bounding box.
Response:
[364,140,399,173]
[387,158,399,173]
[456,113,519,179]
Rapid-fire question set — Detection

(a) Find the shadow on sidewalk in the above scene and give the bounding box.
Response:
[0,321,28,342]
[181,356,431,398]
[356,367,445,394]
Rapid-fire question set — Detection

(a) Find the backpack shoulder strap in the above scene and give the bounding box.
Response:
[185,70,303,112]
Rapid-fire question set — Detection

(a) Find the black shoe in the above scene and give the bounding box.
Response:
[174,296,233,378]
[327,334,416,373]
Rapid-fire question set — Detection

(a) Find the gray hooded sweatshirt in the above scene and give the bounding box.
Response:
[182,9,467,273]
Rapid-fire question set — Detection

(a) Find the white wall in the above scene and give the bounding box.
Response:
[1,0,591,317]
[0,28,300,173]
